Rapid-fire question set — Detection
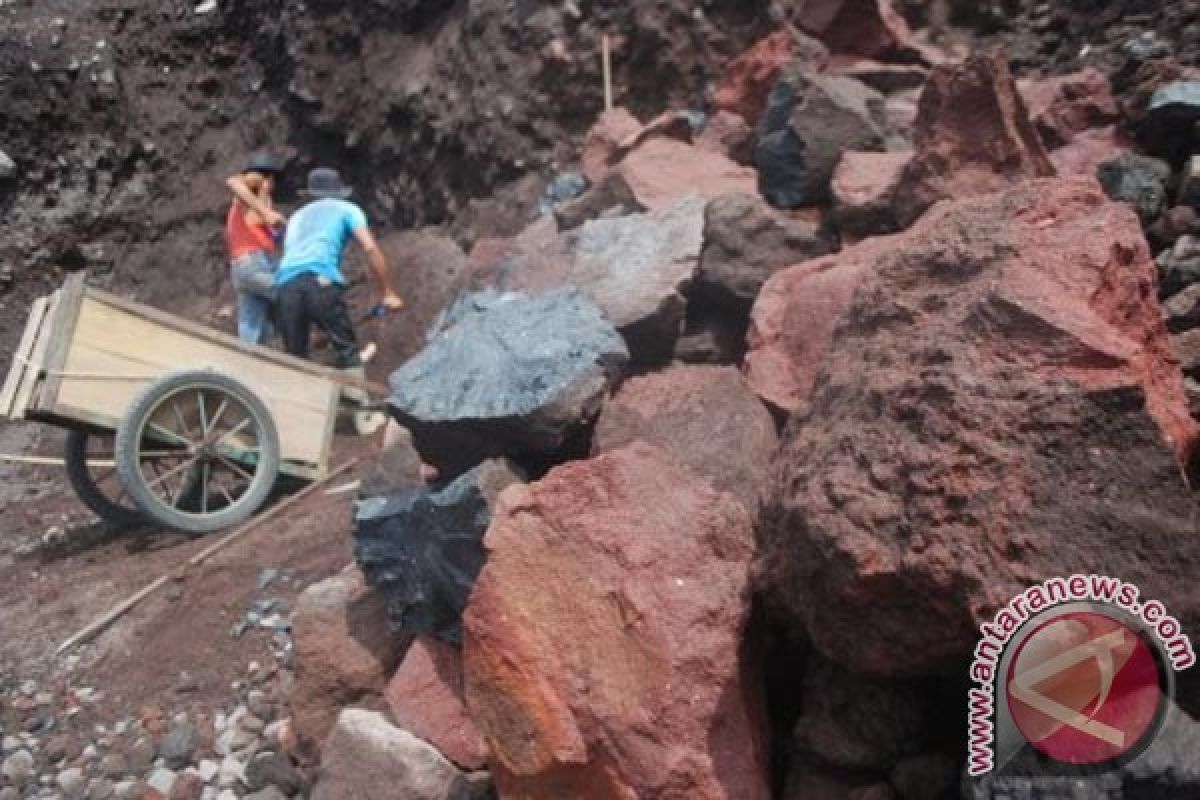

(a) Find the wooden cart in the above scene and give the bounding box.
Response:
[1,275,373,534]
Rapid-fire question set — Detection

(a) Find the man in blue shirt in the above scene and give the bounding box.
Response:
[275,167,404,367]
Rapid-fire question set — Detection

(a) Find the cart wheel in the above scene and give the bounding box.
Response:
[65,430,145,527]
[115,370,281,534]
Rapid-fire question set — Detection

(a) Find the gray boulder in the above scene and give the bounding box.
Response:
[570,195,707,363]
[698,192,833,308]
[388,287,628,474]
[1096,153,1172,222]
[756,65,887,209]
[354,459,524,644]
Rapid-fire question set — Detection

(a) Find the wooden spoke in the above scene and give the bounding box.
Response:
[145,455,202,491]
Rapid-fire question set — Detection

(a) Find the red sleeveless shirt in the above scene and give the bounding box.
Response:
[226,203,278,259]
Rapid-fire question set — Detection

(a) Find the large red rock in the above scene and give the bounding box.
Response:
[617,137,758,211]
[591,365,779,514]
[290,567,405,760]
[1019,67,1119,148]
[463,443,770,800]
[712,31,798,123]
[893,52,1055,228]
[758,177,1200,677]
[794,0,918,62]
[582,107,643,183]
[743,251,872,413]
[385,638,489,771]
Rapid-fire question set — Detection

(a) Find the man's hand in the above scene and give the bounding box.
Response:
[264,209,287,229]
[381,291,405,311]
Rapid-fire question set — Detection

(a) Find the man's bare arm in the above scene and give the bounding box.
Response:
[353,226,404,308]
[226,174,285,228]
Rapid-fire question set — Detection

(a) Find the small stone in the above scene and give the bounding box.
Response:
[81,745,98,762]
[167,771,205,800]
[125,737,155,772]
[57,767,86,799]
[256,569,280,591]
[98,752,127,779]
[242,789,286,800]
[159,723,199,768]
[0,149,15,181]
[111,780,142,800]
[146,767,177,796]
[217,756,244,789]
[239,715,265,735]
[245,691,271,720]
[2,749,35,787]
[198,759,218,781]
[173,673,199,694]
[243,751,305,795]
[86,778,115,800]
[1,735,19,753]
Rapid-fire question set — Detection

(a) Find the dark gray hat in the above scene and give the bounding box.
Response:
[244,150,280,175]
[300,167,353,199]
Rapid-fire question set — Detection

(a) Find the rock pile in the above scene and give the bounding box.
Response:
[238,8,1200,800]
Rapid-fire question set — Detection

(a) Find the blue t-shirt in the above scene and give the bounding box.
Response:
[275,198,368,287]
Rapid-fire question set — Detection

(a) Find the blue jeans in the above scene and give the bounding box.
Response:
[231,252,277,345]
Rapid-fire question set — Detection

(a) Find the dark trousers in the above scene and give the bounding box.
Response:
[276,274,361,368]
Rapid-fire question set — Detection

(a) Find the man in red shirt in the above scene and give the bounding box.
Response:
[225,152,285,344]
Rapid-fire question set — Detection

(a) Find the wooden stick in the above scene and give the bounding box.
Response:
[55,458,358,655]
[602,34,613,112]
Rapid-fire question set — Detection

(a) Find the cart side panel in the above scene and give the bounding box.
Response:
[52,295,338,469]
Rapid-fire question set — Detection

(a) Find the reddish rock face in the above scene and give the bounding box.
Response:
[743,250,873,413]
[830,150,913,238]
[582,107,643,183]
[290,568,404,760]
[795,0,916,62]
[894,52,1055,228]
[1019,67,1119,148]
[617,137,758,211]
[758,177,1200,677]
[1048,125,1132,177]
[385,638,489,771]
[712,31,798,123]
[463,443,770,800]
[591,365,779,514]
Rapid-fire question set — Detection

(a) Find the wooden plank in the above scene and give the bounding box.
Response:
[0,296,50,418]
[39,275,86,412]
[12,293,61,419]
[85,288,388,396]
